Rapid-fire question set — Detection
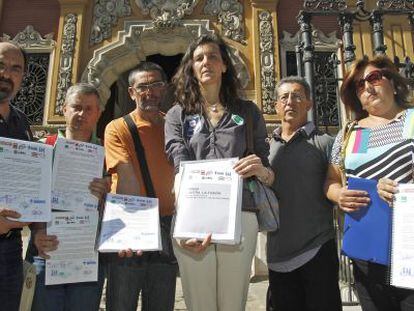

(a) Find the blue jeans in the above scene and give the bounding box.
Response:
[0,233,23,311]
[31,256,105,311]
[106,257,178,311]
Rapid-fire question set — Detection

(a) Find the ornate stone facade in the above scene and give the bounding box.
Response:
[258,11,275,114]
[55,14,78,115]
[1,25,55,49]
[135,0,199,28]
[204,0,246,44]
[82,19,250,105]
[90,0,132,45]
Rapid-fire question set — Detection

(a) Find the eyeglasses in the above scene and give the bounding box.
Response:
[134,81,166,94]
[355,70,388,93]
[277,92,306,104]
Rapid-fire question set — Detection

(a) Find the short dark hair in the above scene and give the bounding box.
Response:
[172,34,241,114]
[275,76,311,100]
[128,61,167,86]
[65,83,100,109]
[341,56,412,119]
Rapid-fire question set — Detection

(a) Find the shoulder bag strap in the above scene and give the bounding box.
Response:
[245,105,254,155]
[123,114,156,198]
[339,120,357,186]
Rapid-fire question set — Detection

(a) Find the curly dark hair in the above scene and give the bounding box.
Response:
[172,34,241,114]
[341,56,412,120]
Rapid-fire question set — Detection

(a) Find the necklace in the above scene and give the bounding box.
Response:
[206,102,221,113]
[209,104,218,112]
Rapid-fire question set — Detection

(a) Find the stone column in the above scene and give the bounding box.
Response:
[250,0,280,124]
[47,0,89,123]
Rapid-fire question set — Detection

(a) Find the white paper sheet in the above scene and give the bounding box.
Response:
[390,184,414,290]
[98,194,161,252]
[51,138,104,212]
[45,211,99,285]
[0,137,52,222]
[173,158,242,245]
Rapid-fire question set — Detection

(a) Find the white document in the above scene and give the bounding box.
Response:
[45,211,99,285]
[174,158,242,245]
[390,184,414,290]
[52,138,104,212]
[0,137,52,222]
[98,194,161,252]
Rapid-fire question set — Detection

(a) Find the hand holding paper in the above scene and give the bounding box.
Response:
[377,177,398,205]
[179,234,212,254]
[33,229,58,259]
[88,177,110,201]
[118,249,143,258]
[233,154,265,179]
[0,207,30,234]
[337,187,370,213]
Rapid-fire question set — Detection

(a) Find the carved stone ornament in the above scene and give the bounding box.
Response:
[377,0,414,10]
[134,0,199,29]
[55,14,78,115]
[258,11,276,114]
[280,27,339,51]
[303,0,347,11]
[82,19,250,106]
[1,25,55,49]
[90,0,132,45]
[204,0,246,44]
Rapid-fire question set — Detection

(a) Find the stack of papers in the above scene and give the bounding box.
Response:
[173,158,242,245]
[390,184,414,290]
[0,137,53,222]
[98,194,161,252]
[45,137,104,285]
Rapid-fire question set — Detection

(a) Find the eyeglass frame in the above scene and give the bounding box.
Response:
[277,92,307,105]
[133,81,166,94]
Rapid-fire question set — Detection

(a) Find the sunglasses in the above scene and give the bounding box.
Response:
[355,70,388,93]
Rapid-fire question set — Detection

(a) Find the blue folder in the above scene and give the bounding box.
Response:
[342,177,391,265]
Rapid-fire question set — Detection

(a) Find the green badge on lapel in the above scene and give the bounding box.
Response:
[231,114,244,125]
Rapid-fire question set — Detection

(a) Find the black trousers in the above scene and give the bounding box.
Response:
[0,233,23,311]
[353,260,414,311]
[267,239,342,311]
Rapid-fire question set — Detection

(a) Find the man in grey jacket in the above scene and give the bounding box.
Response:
[267,76,342,311]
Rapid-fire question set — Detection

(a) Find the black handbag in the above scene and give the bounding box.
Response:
[244,111,279,232]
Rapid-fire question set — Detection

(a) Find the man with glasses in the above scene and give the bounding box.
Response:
[104,62,177,311]
[266,77,342,311]
[0,42,32,311]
